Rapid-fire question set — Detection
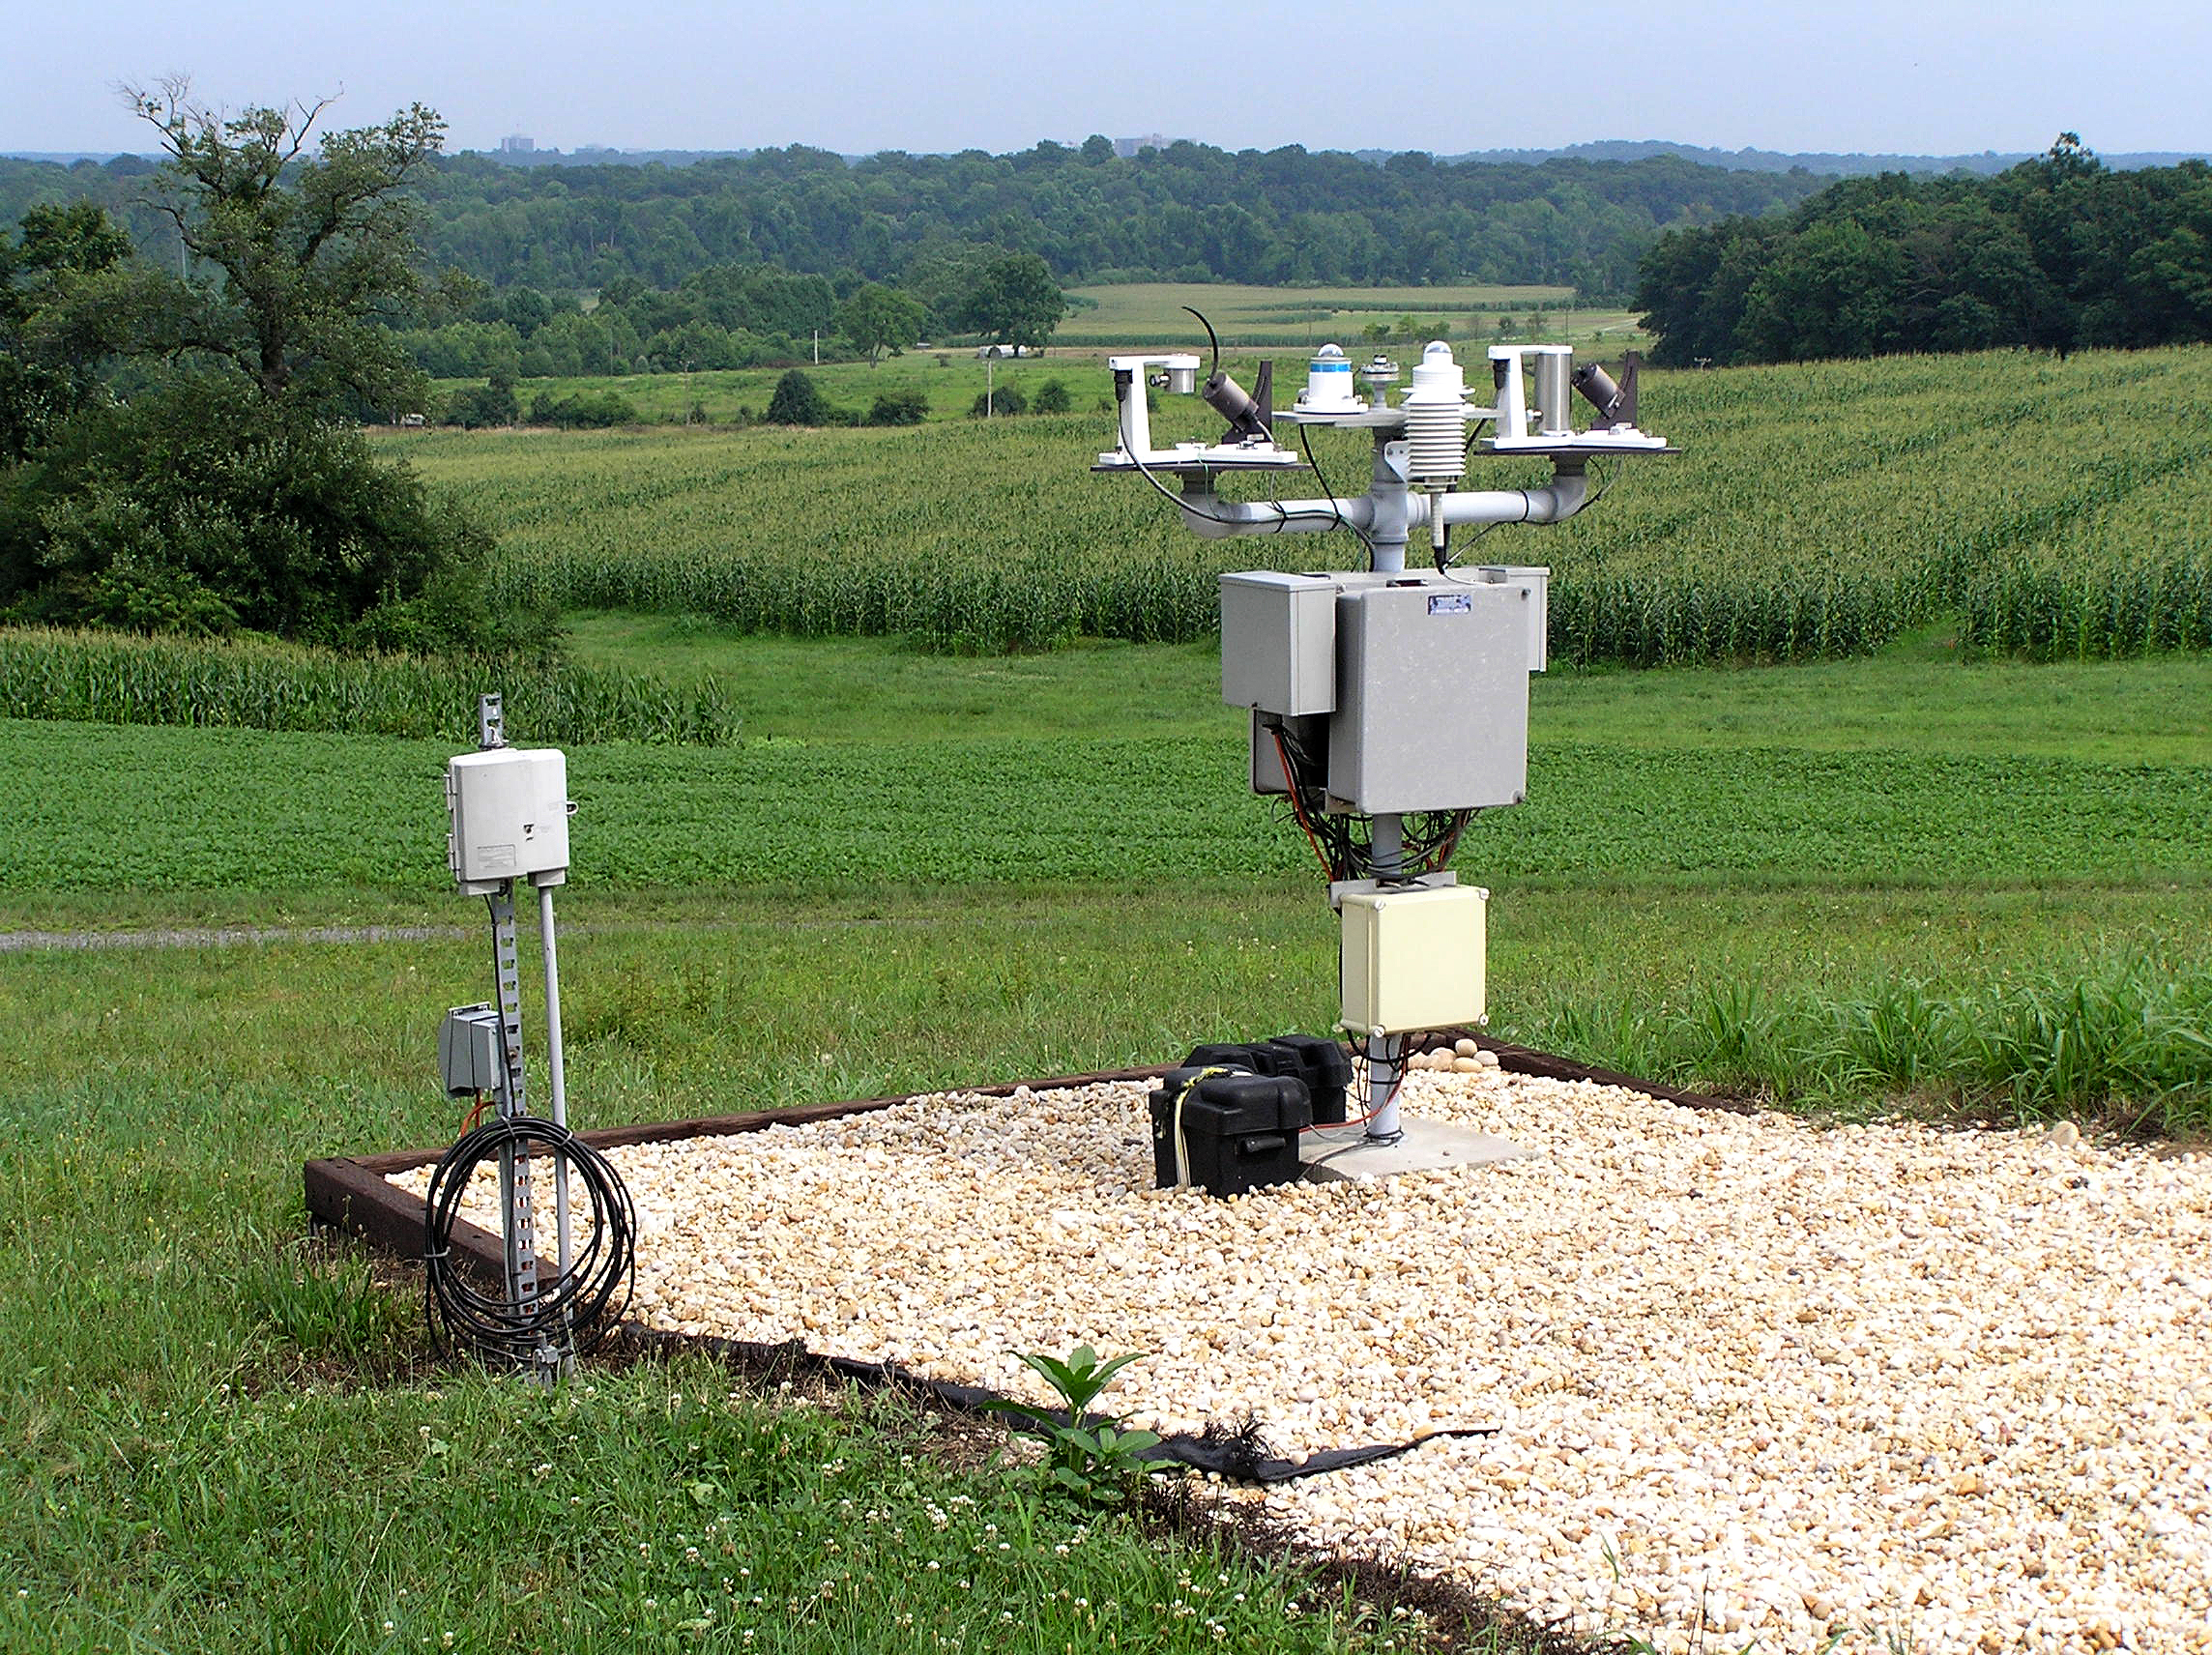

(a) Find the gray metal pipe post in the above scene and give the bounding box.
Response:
[538,881,574,1282]
[1363,813,1408,1142]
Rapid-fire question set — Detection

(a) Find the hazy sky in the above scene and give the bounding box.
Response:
[5,0,2207,160]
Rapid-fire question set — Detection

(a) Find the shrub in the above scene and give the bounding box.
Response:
[969,385,1027,419]
[866,390,930,426]
[445,370,519,429]
[527,389,640,428]
[1031,378,1071,414]
[764,369,829,425]
[5,374,528,652]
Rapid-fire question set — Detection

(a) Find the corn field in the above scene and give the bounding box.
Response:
[389,344,2212,662]
[0,628,740,744]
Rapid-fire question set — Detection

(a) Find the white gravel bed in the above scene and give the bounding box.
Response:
[393,1072,2212,1653]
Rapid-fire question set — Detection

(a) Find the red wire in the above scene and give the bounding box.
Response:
[1271,727,1336,880]
[1299,1052,1408,1134]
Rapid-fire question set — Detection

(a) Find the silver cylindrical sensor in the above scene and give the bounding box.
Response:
[1534,351,1572,436]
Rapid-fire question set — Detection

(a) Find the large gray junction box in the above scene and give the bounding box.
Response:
[1221,567,1546,815]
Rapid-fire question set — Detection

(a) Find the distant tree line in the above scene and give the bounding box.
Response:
[388,246,1062,382]
[1634,137,2212,364]
[3,139,1827,301]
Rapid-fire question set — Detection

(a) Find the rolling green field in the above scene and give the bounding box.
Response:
[436,349,1095,427]
[393,345,2212,661]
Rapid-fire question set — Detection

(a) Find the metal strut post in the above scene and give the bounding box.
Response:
[475,693,552,1378]
[487,885,538,1319]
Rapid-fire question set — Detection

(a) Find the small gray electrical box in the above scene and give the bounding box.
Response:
[439,1003,505,1097]
[1221,571,1339,715]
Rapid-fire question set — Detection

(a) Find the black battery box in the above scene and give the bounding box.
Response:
[1181,1034,1353,1126]
[1148,1066,1312,1197]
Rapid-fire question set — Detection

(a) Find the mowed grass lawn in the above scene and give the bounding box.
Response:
[3,637,2210,1651]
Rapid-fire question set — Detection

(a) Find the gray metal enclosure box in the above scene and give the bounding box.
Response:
[1327,581,1531,813]
[1221,571,1339,715]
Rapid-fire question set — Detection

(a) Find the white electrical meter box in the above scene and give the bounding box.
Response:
[1221,570,1339,716]
[1339,883,1488,1035]
[448,747,570,893]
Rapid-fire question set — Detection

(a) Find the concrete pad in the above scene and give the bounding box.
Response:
[1299,1116,1536,1182]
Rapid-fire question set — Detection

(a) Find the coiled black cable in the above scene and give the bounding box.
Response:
[423,1116,636,1366]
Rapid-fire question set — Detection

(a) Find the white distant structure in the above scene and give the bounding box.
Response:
[498,133,536,155]
[1114,133,1167,158]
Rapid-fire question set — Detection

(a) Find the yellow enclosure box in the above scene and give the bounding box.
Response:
[1339,884,1488,1036]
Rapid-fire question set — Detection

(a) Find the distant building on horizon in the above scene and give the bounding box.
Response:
[1114,133,1167,158]
[498,133,535,155]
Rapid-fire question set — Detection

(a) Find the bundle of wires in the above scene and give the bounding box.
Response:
[1268,722,1473,884]
[422,1115,636,1366]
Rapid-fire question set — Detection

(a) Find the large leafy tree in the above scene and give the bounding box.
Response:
[0,202,136,462]
[836,281,924,366]
[959,253,1067,354]
[127,79,442,417]
[0,90,535,651]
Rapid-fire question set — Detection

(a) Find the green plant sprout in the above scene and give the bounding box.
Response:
[983,1346,1167,1509]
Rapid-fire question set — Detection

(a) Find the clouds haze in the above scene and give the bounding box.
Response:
[4,0,2205,160]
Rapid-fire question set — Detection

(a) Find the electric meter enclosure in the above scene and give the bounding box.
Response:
[448,747,571,893]
[1339,883,1488,1035]
[1221,570,1339,716]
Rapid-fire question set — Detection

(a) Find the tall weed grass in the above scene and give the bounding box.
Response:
[1538,958,2212,1135]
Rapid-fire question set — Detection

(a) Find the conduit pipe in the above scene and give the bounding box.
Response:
[1170,467,1588,539]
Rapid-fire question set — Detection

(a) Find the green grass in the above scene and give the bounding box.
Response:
[9,627,2212,1649]
[390,345,2212,662]
[560,617,1232,741]
[559,618,2212,763]
[8,714,2210,895]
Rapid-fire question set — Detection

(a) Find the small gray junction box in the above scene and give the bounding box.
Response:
[1220,568,1544,815]
[439,1002,505,1096]
[1220,571,1339,716]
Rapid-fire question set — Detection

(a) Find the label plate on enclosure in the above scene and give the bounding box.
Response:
[1428,593,1471,615]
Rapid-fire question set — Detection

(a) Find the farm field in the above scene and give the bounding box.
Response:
[10,343,2212,1653]
[435,347,1096,427]
[1054,281,1607,348]
[392,344,2212,661]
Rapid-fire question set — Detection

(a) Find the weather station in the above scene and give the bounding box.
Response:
[1097,316,1674,1188]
